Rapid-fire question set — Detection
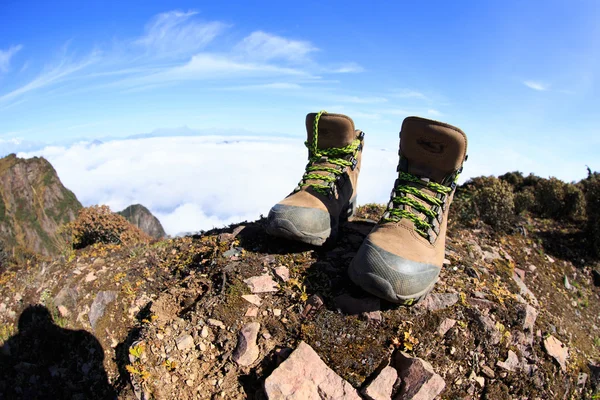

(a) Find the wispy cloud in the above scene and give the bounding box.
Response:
[221,82,303,91]
[523,80,549,91]
[329,62,364,73]
[134,10,228,58]
[0,51,99,103]
[391,89,429,100]
[0,45,23,73]
[234,31,318,63]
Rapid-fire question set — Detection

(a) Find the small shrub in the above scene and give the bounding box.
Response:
[514,186,536,214]
[563,184,586,222]
[472,177,515,231]
[585,177,600,256]
[534,178,586,221]
[64,205,151,249]
[449,190,477,226]
[535,178,565,218]
[499,171,524,189]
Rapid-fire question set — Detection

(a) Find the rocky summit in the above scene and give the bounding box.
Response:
[0,154,81,258]
[0,167,600,399]
[118,204,166,240]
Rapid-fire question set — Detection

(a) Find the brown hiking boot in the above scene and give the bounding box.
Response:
[266,111,364,246]
[349,116,467,304]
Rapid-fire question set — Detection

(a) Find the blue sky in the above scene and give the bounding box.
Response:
[1,0,600,181]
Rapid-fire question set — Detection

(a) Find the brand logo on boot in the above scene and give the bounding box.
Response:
[417,138,445,154]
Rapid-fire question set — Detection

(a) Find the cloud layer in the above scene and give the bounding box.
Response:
[18,136,396,235]
[16,133,592,236]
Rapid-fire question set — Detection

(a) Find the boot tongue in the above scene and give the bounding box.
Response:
[399,116,467,183]
[306,112,356,150]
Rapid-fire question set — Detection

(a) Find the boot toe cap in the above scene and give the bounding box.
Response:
[349,239,440,304]
[266,204,332,245]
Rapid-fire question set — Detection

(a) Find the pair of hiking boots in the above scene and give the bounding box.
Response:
[266,111,468,305]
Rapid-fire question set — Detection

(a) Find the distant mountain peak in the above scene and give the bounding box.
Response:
[118,204,166,239]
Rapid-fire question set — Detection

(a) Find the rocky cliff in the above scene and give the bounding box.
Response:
[118,204,166,239]
[0,154,81,257]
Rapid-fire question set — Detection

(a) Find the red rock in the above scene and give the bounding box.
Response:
[415,293,458,312]
[437,318,456,336]
[496,350,519,371]
[241,294,262,306]
[274,266,290,282]
[244,275,278,293]
[543,335,568,371]
[233,322,260,367]
[395,352,446,400]
[264,341,361,399]
[363,366,398,400]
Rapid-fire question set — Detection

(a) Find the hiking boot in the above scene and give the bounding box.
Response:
[266,111,365,246]
[349,116,467,304]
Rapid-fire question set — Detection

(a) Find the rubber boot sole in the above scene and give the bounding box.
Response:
[266,197,357,246]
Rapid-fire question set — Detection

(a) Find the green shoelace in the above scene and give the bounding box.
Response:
[382,171,453,238]
[297,110,362,196]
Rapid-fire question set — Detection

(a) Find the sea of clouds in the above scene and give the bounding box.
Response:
[14,133,593,236]
[17,136,399,236]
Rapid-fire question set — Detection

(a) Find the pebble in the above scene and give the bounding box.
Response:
[362,366,397,400]
[241,294,262,306]
[245,307,259,317]
[201,326,210,338]
[543,335,569,371]
[176,334,195,351]
[438,318,457,336]
[208,319,225,329]
[274,266,290,282]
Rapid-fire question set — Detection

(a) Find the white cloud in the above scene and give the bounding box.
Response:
[0,51,99,103]
[15,134,594,235]
[0,45,23,73]
[523,80,549,91]
[391,89,428,100]
[330,63,364,73]
[234,31,318,63]
[16,136,400,235]
[221,82,303,90]
[427,109,442,117]
[134,10,227,58]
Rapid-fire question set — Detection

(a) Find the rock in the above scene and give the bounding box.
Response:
[362,311,383,323]
[481,366,495,379]
[200,326,210,338]
[497,350,519,371]
[245,307,259,317]
[467,298,496,311]
[483,249,501,263]
[474,376,485,388]
[334,294,380,315]
[274,266,290,282]
[543,335,568,371]
[512,273,539,306]
[395,352,446,400]
[223,247,242,258]
[241,294,262,306]
[528,264,537,272]
[208,319,225,329]
[85,272,97,283]
[233,322,260,367]
[546,255,555,263]
[57,305,70,318]
[176,334,194,351]
[88,290,117,330]
[264,341,361,399]
[273,309,282,317]
[301,294,325,319]
[476,312,501,345]
[244,275,278,293]
[92,258,105,267]
[523,304,538,331]
[362,366,397,400]
[443,259,451,266]
[514,268,526,281]
[437,318,456,336]
[577,373,588,387]
[415,293,459,312]
[564,276,572,290]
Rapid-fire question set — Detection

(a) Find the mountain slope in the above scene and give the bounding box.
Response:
[118,204,166,239]
[0,154,81,256]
